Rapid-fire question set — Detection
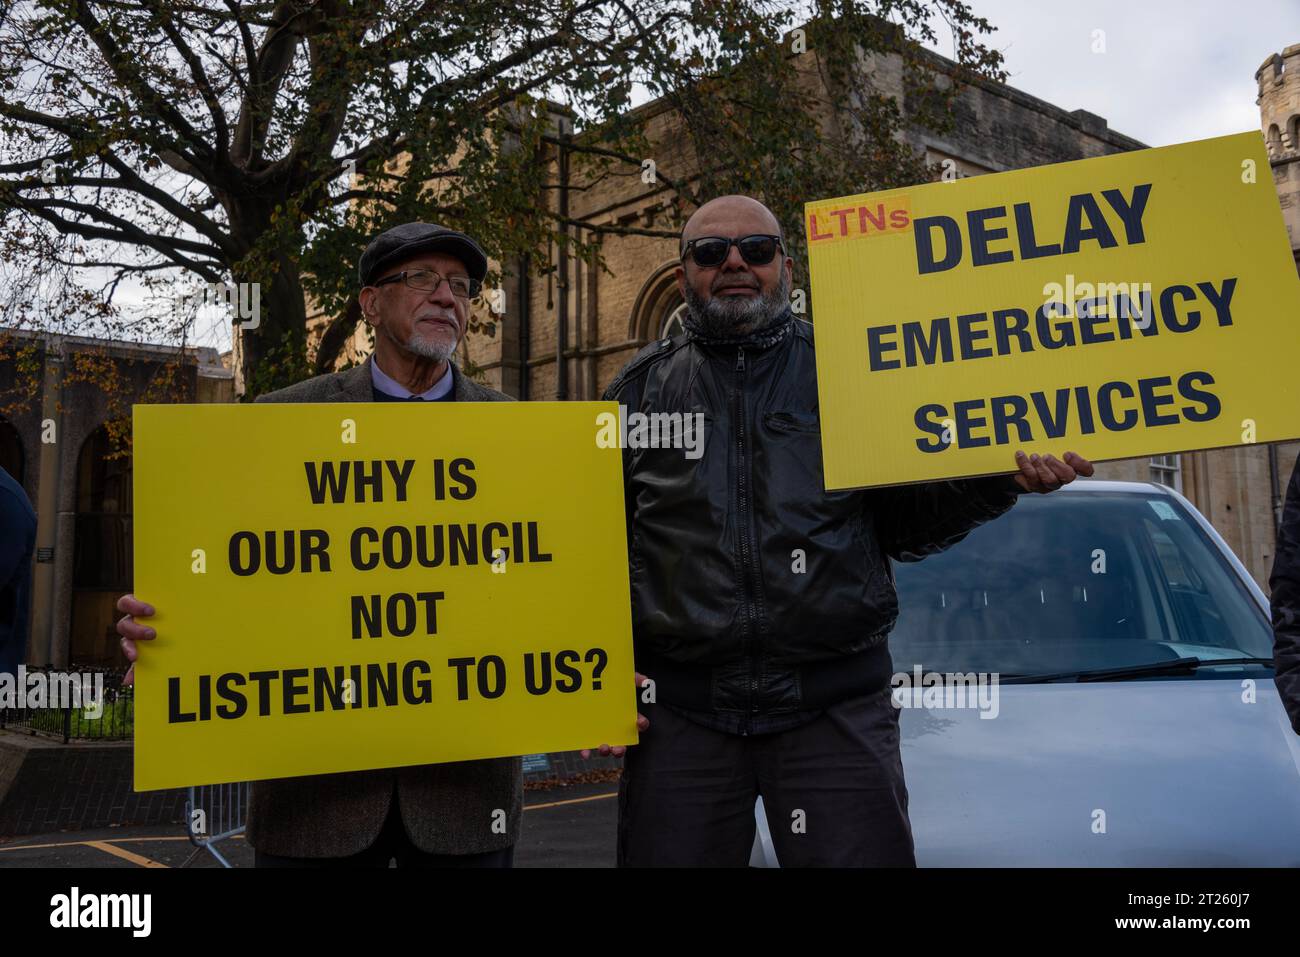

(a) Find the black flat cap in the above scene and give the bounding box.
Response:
[358,222,488,287]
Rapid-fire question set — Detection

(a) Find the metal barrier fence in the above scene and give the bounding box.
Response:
[0,664,133,742]
[183,782,250,868]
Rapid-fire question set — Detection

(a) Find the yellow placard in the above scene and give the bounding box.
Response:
[805,131,1300,489]
[132,402,637,790]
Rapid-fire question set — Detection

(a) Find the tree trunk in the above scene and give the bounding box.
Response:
[313,298,363,374]
[237,250,309,397]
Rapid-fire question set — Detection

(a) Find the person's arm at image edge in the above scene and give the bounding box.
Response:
[1271,456,1300,734]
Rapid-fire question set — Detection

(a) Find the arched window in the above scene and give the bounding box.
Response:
[660,302,689,339]
[70,425,132,667]
[627,262,687,344]
[1266,124,1283,158]
[0,417,22,485]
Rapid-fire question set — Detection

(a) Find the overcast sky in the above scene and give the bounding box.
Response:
[924,0,1300,146]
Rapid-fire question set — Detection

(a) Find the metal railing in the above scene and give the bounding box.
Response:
[0,664,133,743]
[182,782,249,868]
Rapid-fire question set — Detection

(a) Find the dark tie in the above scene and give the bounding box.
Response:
[405,395,424,401]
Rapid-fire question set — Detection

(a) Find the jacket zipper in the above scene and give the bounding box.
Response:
[734,345,761,735]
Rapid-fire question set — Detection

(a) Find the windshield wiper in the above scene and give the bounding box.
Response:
[1001,656,1274,684]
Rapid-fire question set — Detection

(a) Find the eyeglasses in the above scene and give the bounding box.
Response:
[373,268,482,299]
[681,234,783,268]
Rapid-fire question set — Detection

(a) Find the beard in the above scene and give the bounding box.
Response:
[389,317,460,363]
[404,331,457,363]
[683,269,791,340]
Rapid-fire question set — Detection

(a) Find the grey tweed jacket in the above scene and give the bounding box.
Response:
[245,355,524,858]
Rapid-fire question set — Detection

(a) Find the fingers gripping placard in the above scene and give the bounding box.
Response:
[132,402,637,790]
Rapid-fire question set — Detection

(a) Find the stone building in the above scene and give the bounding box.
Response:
[317,36,1299,591]
[474,46,1153,403]
[1260,43,1300,274]
[0,332,234,667]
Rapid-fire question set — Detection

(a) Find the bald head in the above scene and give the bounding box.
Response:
[675,194,793,340]
[680,195,784,256]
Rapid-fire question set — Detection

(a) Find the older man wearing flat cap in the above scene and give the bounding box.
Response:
[115,223,522,867]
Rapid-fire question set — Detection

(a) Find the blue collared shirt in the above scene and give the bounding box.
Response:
[370,357,454,400]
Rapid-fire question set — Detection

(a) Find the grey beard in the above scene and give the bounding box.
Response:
[683,270,791,340]
[398,327,459,363]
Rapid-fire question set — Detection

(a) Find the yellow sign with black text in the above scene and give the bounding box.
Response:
[805,132,1300,489]
[132,402,637,790]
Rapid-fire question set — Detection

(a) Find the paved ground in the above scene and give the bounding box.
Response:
[0,782,618,868]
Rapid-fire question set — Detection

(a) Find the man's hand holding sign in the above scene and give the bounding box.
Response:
[1012,450,1094,492]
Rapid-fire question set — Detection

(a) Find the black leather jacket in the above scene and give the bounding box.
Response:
[1271,453,1300,734]
[603,313,1022,725]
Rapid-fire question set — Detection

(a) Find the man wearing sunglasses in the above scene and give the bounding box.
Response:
[116,222,524,867]
[596,194,1093,866]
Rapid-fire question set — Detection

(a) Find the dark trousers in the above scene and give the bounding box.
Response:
[254,791,514,868]
[618,687,915,867]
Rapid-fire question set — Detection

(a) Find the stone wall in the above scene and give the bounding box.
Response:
[0,732,188,836]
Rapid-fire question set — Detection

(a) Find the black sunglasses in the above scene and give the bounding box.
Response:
[681,234,783,268]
